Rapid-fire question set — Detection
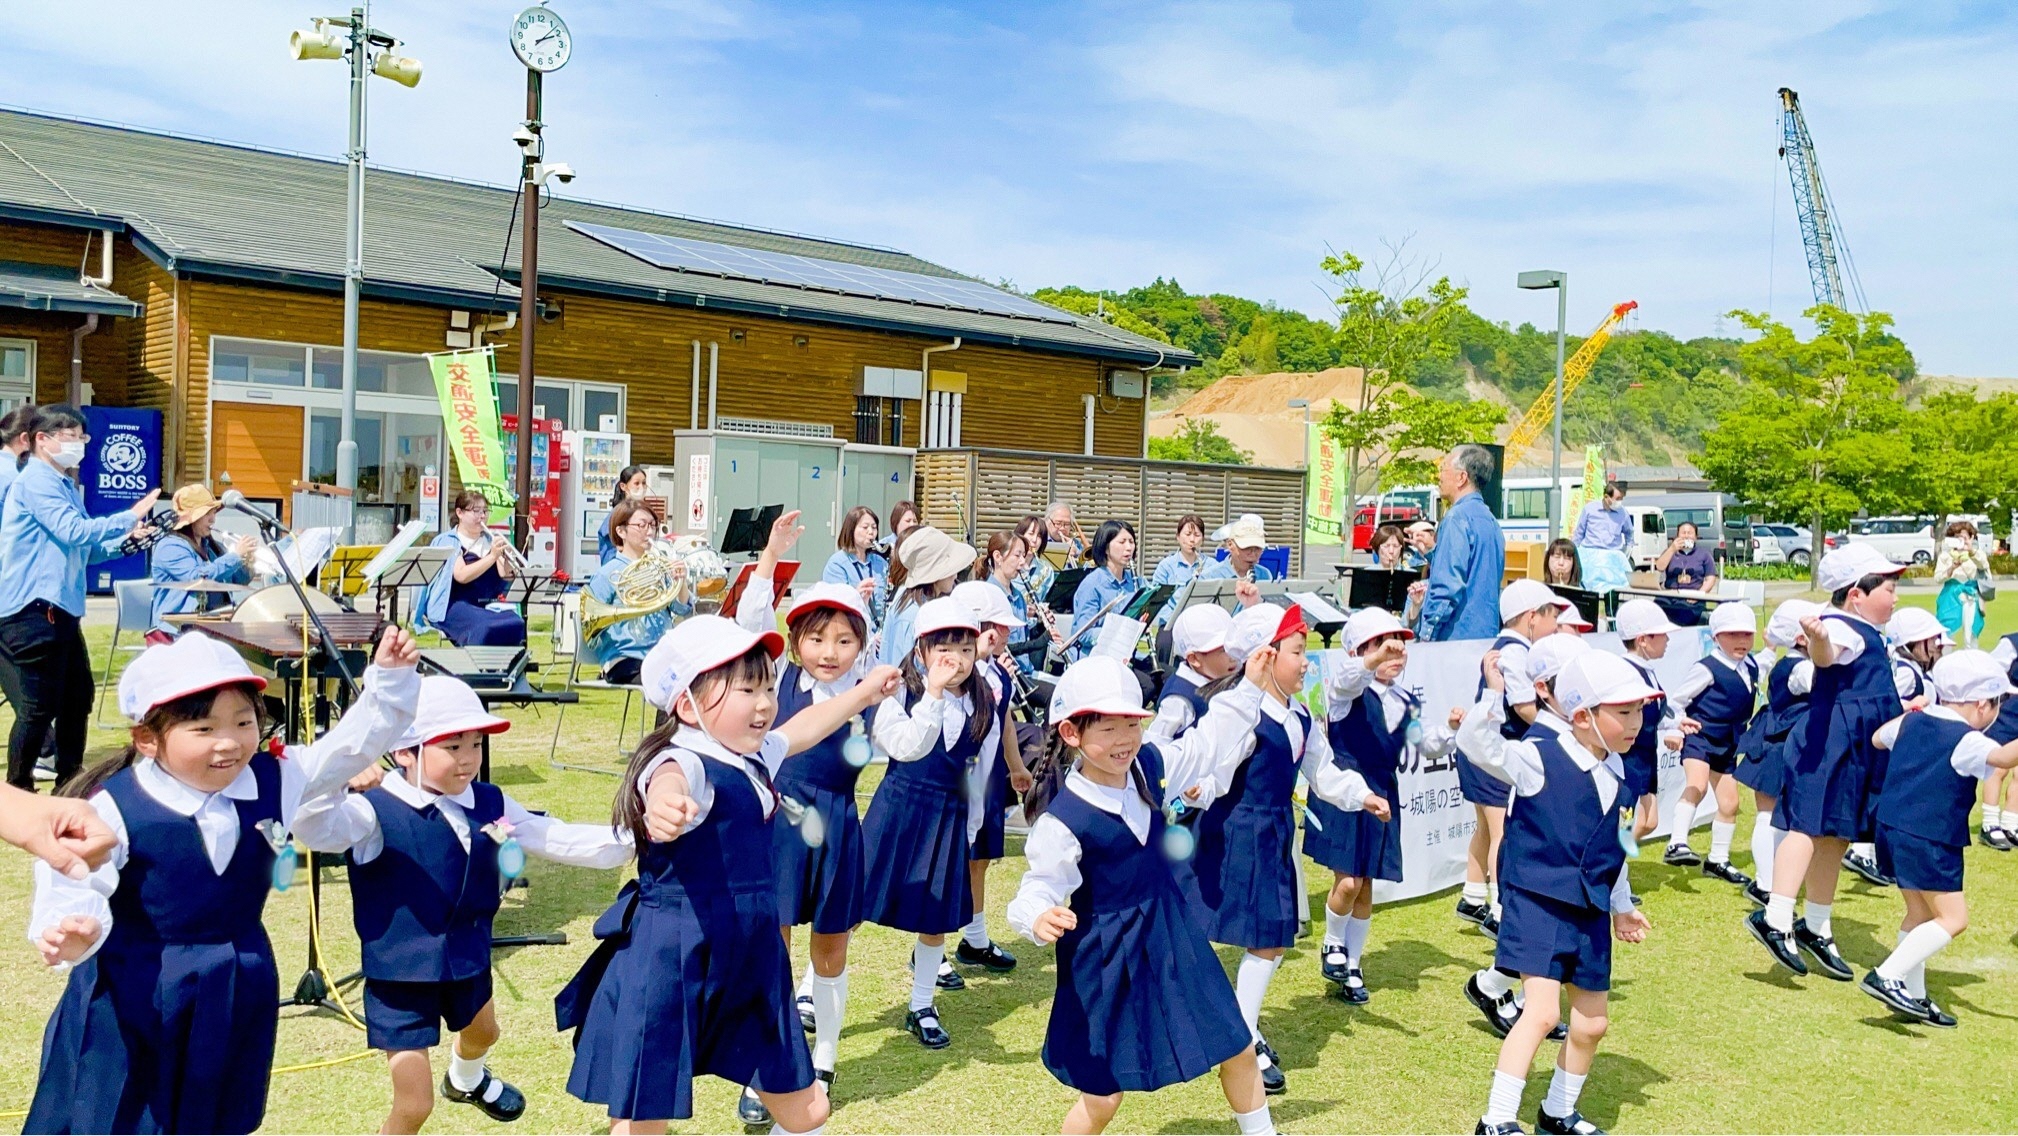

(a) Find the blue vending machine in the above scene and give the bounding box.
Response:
[81,406,164,594]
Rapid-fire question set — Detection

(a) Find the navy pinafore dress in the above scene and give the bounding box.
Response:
[1456,635,1525,808]
[558,751,813,1120]
[771,665,869,934]
[1776,614,1896,841]
[859,688,979,934]
[1303,685,1408,881]
[968,659,1017,862]
[1039,773,1250,1095]
[1190,703,1305,949]
[1736,656,1806,799]
[1619,657,1664,802]
[28,755,284,1136]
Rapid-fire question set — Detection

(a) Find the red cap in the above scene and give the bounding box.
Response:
[1273,604,1309,645]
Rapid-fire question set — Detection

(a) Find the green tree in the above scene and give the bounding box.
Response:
[1148,417,1252,465]
[1320,388,1505,491]
[1902,391,2018,539]
[1323,244,1468,495]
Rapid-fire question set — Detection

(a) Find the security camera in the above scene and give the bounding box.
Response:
[533,162,575,186]
[510,125,539,151]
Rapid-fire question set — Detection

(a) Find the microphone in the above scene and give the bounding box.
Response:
[220,489,287,532]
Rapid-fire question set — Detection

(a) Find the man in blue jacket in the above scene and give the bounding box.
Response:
[1418,445,1505,642]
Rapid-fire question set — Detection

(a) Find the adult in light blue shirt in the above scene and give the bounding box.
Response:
[0,406,157,790]
[586,499,685,684]
[149,485,254,636]
[1417,445,1506,642]
[823,505,889,628]
[1068,520,1141,659]
[1571,481,1631,553]
[1148,513,1209,626]
[0,406,35,526]
[875,525,975,667]
[597,465,649,567]
[1198,513,1275,610]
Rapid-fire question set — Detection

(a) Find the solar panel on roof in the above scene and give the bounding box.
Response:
[565,220,1074,325]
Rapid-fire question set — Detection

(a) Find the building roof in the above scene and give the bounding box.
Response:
[0,261,141,317]
[0,108,1192,367]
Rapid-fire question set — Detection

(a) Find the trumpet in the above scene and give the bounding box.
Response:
[480,530,529,574]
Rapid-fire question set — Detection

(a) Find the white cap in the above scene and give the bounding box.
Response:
[914,595,982,638]
[1499,578,1570,623]
[1226,601,1296,663]
[1226,514,1268,549]
[1344,607,1414,652]
[1557,606,1595,632]
[1929,649,2018,703]
[396,674,509,750]
[1527,633,1593,683]
[1708,602,1758,637]
[1765,599,1822,649]
[1557,651,1660,717]
[785,580,869,625]
[117,630,268,723]
[1406,520,1436,534]
[1614,598,1679,641]
[1887,607,1952,649]
[1171,603,1234,658]
[642,614,784,711]
[952,580,1020,629]
[1816,543,1906,593]
[1049,656,1154,720]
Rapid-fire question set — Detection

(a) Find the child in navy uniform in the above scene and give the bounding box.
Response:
[1735,600,1820,906]
[1183,602,1392,1094]
[1145,603,1236,745]
[1611,600,1690,843]
[28,629,419,1135]
[1981,630,2018,848]
[1455,580,1570,939]
[1748,544,1907,982]
[952,580,1034,978]
[1861,650,2018,1027]
[1841,608,1953,886]
[1663,602,1768,886]
[1009,655,1276,1136]
[1460,651,1656,1136]
[557,616,900,1134]
[293,675,632,1133]
[1306,608,1455,1002]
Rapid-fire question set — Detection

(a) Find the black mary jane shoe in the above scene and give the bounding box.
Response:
[1255,1040,1287,1095]
[954,940,1019,973]
[1455,897,1492,925]
[1743,881,1771,909]
[906,1005,951,1049]
[1793,919,1854,981]
[1745,909,1809,976]
[909,955,967,990]
[440,1071,527,1123]
[1662,843,1703,867]
[1537,1107,1606,1134]
[797,992,817,1034]
[1841,849,1893,887]
[815,1067,837,1092]
[1475,1121,1526,1135]
[1979,826,2013,851]
[1336,965,1371,1005]
[1917,998,1958,1029]
[1479,911,1502,941]
[1859,970,1931,1021]
[1464,974,1519,1038]
[736,1085,772,1128]
[1320,943,1351,985]
[1702,860,1753,887]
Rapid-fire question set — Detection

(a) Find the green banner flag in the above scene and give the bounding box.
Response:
[427,347,514,521]
[1304,426,1343,545]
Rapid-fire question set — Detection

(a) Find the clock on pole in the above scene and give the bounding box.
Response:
[510,5,571,72]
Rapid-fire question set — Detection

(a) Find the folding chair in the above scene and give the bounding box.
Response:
[547,596,650,775]
[95,579,156,727]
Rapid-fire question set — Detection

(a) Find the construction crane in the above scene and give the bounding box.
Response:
[1778,87,1866,311]
[1501,300,1638,469]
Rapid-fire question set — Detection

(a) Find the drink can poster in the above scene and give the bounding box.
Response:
[81,406,163,592]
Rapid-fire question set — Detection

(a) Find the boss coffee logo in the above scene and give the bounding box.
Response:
[97,430,151,492]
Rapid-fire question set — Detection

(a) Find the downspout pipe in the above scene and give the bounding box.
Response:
[707,341,719,429]
[920,337,961,446]
[690,339,702,429]
[68,314,100,405]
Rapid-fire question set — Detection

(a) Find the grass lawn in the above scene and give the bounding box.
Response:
[2,610,2016,1133]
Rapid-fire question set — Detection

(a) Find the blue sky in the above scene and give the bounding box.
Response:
[6,1,2016,374]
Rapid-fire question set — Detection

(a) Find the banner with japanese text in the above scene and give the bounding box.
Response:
[427,347,513,521]
[1561,444,1606,529]
[1304,426,1344,545]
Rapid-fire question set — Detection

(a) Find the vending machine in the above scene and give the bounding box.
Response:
[559,429,632,578]
[501,414,565,573]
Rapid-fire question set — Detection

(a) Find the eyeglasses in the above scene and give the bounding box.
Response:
[623,520,656,532]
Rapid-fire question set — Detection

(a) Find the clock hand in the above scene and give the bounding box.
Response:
[536,31,558,44]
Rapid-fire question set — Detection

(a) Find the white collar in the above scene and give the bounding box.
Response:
[1923,704,1967,724]
[1501,630,1533,647]
[1532,709,1574,738]
[135,758,257,817]
[1259,693,1304,723]
[382,769,476,811]
[1828,608,1877,629]
[672,724,760,765]
[1706,650,1750,674]
[1176,662,1207,687]
[1065,768,1135,815]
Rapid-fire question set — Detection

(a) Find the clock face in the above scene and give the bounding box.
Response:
[510,6,571,72]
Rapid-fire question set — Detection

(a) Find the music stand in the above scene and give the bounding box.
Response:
[367,548,450,626]
[323,545,383,602]
[724,559,799,616]
[1043,567,1092,613]
[1551,585,1605,630]
[1123,584,1176,622]
[721,505,784,557]
[1343,567,1422,614]
[1176,578,1242,613]
[1283,588,1350,646]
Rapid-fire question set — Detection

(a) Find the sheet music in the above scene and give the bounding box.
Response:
[1287,590,1348,626]
[255,526,341,582]
[1091,614,1145,661]
[360,520,429,583]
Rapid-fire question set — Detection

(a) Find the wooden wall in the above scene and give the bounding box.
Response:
[0,222,134,405]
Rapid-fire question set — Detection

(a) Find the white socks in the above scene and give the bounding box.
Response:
[1233,1103,1276,1135]
[798,967,815,999]
[1750,813,1778,883]
[1877,923,1952,988]
[962,913,991,950]
[769,1123,823,1135]
[1463,881,1488,904]
[1804,901,1833,939]
[2004,808,2018,830]
[1342,915,1371,966]
[1474,966,1519,1000]
[1667,799,1701,850]
[810,971,847,1072]
[1484,1070,1525,1125]
[910,942,943,1012]
[1850,841,1876,861]
[1544,1066,1587,1118]
[447,1045,501,1101]
[1765,893,1796,934]
[1708,821,1735,865]
[1234,952,1278,1044]
[1323,903,1349,947]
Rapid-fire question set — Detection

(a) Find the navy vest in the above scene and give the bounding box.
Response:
[1991,634,2018,745]
[1047,777,1169,922]
[1878,713,1981,848]
[774,663,866,794]
[1764,655,1810,743]
[1893,657,1927,704]
[1690,654,1760,748]
[101,754,282,948]
[1621,657,1664,768]
[1325,685,1412,800]
[348,781,505,982]
[637,752,778,905]
[881,686,982,795]
[1209,703,1303,824]
[1477,634,1531,741]
[1801,614,1894,750]
[1158,673,1210,726]
[1499,733,1627,911]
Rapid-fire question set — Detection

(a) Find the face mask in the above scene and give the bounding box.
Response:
[51,440,86,469]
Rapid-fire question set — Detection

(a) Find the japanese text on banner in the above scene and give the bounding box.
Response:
[1304,426,1343,545]
[427,347,514,517]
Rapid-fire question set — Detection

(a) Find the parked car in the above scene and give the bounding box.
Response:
[1350,503,1425,551]
[1626,506,1667,568]
[1844,516,1938,565]
[1751,523,1814,568]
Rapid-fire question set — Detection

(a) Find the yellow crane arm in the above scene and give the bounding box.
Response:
[1502,300,1639,468]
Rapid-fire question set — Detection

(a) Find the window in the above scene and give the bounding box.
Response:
[1504,488,1550,520]
[0,338,32,409]
[853,396,905,447]
[496,377,625,432]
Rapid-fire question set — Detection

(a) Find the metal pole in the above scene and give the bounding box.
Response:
[1548,281,1566,541]
[513,69,541,547]
[337,5,366,493]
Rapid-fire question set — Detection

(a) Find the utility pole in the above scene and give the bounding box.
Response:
[513,70,541,547]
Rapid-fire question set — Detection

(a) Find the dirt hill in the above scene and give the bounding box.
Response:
[1149,366,1519,464]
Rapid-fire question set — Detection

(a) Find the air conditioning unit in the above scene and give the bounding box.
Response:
[1106,369,1146,399]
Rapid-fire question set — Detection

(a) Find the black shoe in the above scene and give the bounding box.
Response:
[1744,882,1771,909]
[906,1005,951,1049]
[1254,1040,1286,1095]
[815,1067,837,1091]
[440,1071,527,1123]
[1476,1122,1525,1135]
[1336,965,1370,1005]
[1546,1018,1568,1042]
[1917,999,1958,1028]
[1320,943,1351,985]
[1979,826,2013,851]
[1842,849,1892,887]
[909,955,968,990]
[1794,920,1853,981]
[1456,897,1492,925]
[1464,974,1521,1039]
[1537,1107,1605,1134]
[1745,909,1809,976]
[797,992,816,1034]
[1663,843,1703,867]
[1629,893,1643,907]
[737,1085,772,1127]
[1860,970,1930,1020]
[1479,911,1501,941]
[955,940,1018,973]
[1703,860,1753,887]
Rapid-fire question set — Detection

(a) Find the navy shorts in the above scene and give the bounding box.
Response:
[1680,733,1737,775]
[1494,886,1614,992]
[363,972,493,1051]
[1875,824,1964,894]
